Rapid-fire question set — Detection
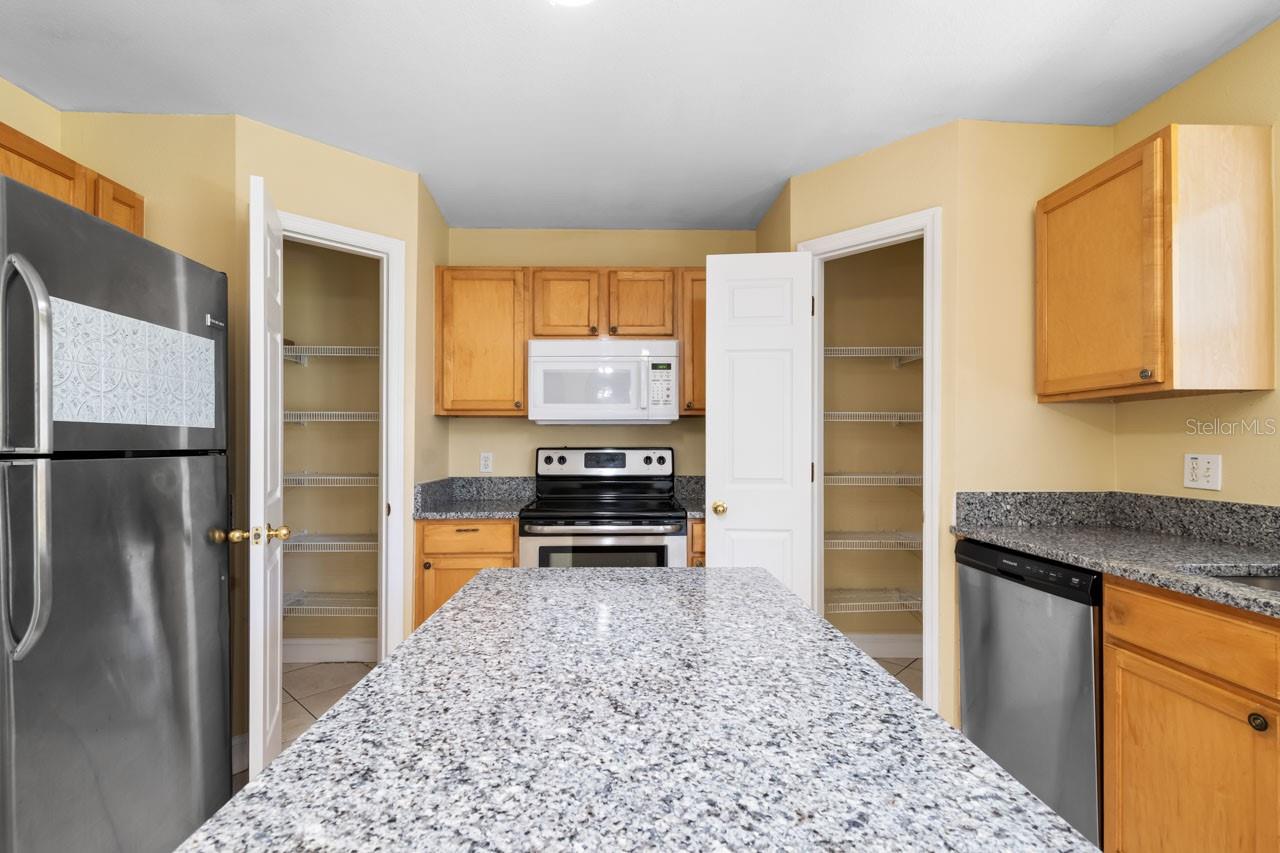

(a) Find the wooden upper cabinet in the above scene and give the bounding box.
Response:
[0,121,91,211]
[1035,124,1273,402]
[436,267,528,415]
[92,174,145,236]
[607,269,675,336]
[531,268,600,336]
[0,121,144,236]
[679,268,707,414]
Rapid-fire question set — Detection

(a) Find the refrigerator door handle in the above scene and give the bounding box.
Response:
[0,253,54,455]
[0,460,51,661]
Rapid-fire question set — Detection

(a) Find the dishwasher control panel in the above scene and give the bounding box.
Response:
[957,539,1100,604]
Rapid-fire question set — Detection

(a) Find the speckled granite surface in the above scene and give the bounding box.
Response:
[414,477,534,519]
[181,568,1088,851]
[955,491,1280,620]
[416,476,707,520]
[676,474,705,518]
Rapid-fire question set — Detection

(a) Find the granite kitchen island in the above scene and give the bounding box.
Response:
[181,568,1087,851]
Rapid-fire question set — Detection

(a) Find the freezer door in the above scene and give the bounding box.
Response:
[0,455,229,853]
[958,562,1101,845]
[0,177,227,453]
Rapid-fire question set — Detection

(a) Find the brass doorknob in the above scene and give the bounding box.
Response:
[712,501,727,516]
[266,524,292,542]
[210,528,252,544]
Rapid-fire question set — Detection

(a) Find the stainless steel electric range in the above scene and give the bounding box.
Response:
[518,447,688,567]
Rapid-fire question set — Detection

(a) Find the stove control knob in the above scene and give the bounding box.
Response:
[643,455,653,465]
[557,455,567,465]
[543,455,553,466]
[656,455,667,466]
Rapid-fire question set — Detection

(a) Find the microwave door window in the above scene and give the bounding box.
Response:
[543,364,637,408]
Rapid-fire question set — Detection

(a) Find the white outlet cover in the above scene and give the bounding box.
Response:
[1183,453,1222,491]
[479,451,494,473]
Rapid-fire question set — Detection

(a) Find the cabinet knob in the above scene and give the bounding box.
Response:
[1139,368,1153,380]
[1249,712,1269,732]
[685,401,693,409]
[422,561,432,570]
[590,325,598,334]
[609,325,618,334]
[514,400,522,409]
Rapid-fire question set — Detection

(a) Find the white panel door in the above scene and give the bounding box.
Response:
[248,175,286,778]
[705,252,814,604]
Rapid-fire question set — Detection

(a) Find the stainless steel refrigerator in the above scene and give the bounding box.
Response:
[0,177,230,852]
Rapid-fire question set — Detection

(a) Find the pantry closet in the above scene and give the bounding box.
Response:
[820,239,924,660]
[281,240,381,662]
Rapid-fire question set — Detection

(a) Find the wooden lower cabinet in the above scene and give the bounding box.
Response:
[415,519,516,626]
[688,519,705,567]
[1102,577,1280,852]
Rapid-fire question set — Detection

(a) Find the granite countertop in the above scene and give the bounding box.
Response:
[181,567,1086,851]
[415,497,527,519]
[954,524,1280,620]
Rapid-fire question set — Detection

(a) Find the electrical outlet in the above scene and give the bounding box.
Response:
[1183,453,1222,491]
[479,452,494,474]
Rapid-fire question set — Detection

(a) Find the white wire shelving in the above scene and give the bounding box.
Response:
[284,411,379,424]
[824,531,923,551]
[284,472,379,488]
[283,591,378,618]
[825,346,922,367]
[283,533,378,553]
[825,473,923,487]
[284,345,379,366]
[824,411,922,424]
[824,587,923,615]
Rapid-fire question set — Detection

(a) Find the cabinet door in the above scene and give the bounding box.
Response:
[1035,133,1167,397]
[1104,643,1279,852]
[92,174,145,236]
[436,268,527,414]
[688,519,706,567]
[607,269,675,336]
[0,121,91,211]
[531,268,599,336]
[417,554,515,625]
[679,269,706,414]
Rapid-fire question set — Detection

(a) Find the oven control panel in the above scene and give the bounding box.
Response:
[537,447,674,476]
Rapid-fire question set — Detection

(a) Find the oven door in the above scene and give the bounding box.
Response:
[527,356,649,423]
[518,531,688,568]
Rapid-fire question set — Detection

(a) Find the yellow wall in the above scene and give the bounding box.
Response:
[416,181,451,483]
[0,76,61,149]
[444,227,754,476]
[755,181,792,253]
[1110,20,1280,504]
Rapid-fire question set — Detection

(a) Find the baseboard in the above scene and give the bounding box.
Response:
[231,734,248,774]
[283,637,377,664]
[842,632,923,659]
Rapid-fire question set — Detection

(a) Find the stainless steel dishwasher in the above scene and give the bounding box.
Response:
[957,539,1102,846]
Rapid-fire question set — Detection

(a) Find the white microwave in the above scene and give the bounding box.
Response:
[527,339,679,424]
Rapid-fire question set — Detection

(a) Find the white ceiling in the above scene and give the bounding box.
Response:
[1,1,1275,228]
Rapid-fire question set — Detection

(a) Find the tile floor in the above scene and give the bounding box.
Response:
[230,661,373,794]
[874,657,924,698]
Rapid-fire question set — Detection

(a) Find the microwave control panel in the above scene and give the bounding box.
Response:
[649,361,676,412]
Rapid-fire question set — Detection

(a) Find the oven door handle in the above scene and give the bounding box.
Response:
[521,523,684,535]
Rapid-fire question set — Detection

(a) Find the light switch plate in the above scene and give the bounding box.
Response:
[1184,453,1222,491]
[479,451,494,474]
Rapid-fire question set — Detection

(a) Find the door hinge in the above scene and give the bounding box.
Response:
[811,296,815,317]
[386,502,391,517]
[811,462,815,482]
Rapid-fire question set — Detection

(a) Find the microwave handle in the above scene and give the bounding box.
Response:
[640,360,649,410]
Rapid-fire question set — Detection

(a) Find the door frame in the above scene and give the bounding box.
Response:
[797,207,942,711]
[276,211,408,660]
